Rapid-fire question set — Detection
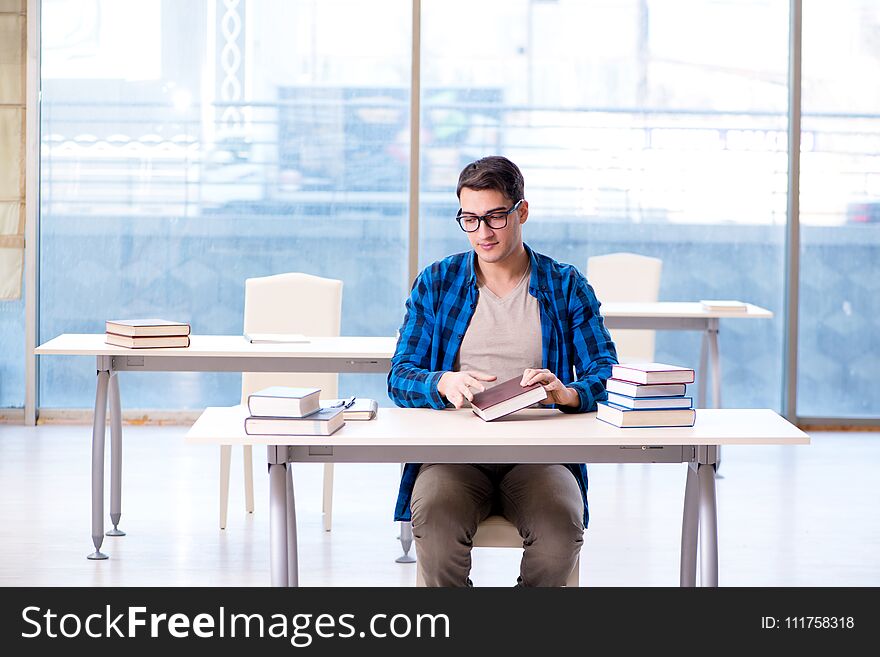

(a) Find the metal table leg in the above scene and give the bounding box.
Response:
[269,461,289,587]
[707,319,722,409]
[707,319,723,473]
[697,331,708,409]
[698,463,718,587]
[680,463,699,587]
[397,521,416,563]
[286,464,299,586]
[106,372,126,537]
[88,368,110,560]
[396,463,416,563]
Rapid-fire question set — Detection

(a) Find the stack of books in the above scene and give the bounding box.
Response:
[244,386,345,436]
[597,363,696,428]
[105,319,191,348]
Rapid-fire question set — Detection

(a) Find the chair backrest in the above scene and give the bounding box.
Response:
[586,252,662,363]
[241,272,343,404]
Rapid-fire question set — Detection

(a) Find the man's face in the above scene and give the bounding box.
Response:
[458,187,528,267]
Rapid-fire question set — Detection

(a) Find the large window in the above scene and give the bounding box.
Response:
[419,0,788,409]
[0,1,24,409]
[798,0,880,418]
[39,0,410,408]
[5,0,876,421]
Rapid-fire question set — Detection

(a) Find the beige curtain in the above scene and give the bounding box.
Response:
[0,0,25,300]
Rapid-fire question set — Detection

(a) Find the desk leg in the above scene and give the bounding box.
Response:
[286,465,299,587]
[697,332,708,409]
[707,320,722,409]
[680,463,699,587]
[88,370,110,560]
[269,462,289,587]
[707,320,724,472]
[106,372,126,537]
[396,463,416,563]
[697,463,718,587]
[397,521,416,563]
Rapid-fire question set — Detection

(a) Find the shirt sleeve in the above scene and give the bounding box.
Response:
[558,273,619,414]
[386,270,447,409]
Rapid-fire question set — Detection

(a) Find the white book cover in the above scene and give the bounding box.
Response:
[596,401,696,428]
[320,398,379,420]
[606,379,687,398]
[699,300,748,312]
[104,333,190,348]
[606,391,693,410]
[247,386,321,418]
[244,407,345,436]
[106,319,191,337]
[244,332,310,344]
[610,363,695,385]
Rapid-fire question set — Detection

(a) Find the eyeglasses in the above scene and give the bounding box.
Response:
[456,199,524,233]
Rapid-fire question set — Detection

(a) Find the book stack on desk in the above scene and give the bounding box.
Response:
[244,386,345,436]
[104,319,191,348]
[597,363,696,428]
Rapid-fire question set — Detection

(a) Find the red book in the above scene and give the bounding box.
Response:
[610,363,695,385]
[470,375,548,422]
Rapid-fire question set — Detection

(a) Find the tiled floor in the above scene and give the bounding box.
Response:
[1,423,878,586]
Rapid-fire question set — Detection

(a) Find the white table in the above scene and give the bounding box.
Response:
[185,406,808,587]
[34,334,396,560]
[34,303,772,562]
[601,302,773,409]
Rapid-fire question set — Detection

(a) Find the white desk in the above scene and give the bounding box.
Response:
[34,334,396,560]
[186,406,808,587]
[34,304,771,562]
[601,302,773,409]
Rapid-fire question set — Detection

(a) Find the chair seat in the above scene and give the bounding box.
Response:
[473,515,522,547]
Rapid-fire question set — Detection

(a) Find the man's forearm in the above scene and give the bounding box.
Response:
[560,386,581,408]
[388,364,446,409]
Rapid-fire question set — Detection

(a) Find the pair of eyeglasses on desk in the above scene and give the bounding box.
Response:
[330,396,356,409]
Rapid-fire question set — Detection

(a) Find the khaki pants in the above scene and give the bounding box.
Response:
[411,463,584,587]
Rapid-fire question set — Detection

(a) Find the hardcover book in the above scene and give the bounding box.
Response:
[610,363,695,385]
[320,398,379,421]
[699,300,748,313]
[470,375,548,422]
[605,379,687,398]
[596,401,696,428]
[606,391,693,410]
[244,407,345,436]
[247,386,321,418]
[104,334,190,349]
[105,319,191,337]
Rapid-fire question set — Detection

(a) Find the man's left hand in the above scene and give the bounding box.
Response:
[520,368,579,408]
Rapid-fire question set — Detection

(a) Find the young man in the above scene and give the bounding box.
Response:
[387,156,617,586]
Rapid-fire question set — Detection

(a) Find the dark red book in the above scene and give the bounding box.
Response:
[470,375,548,422]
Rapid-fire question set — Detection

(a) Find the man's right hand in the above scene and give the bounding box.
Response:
[437,370,497,409]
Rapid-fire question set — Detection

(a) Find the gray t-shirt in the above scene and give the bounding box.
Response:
[455,265,543,392]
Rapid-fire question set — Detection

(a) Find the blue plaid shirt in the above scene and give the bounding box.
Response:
[387,243,618,527]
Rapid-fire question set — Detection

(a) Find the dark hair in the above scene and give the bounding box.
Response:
[456,156,524,203]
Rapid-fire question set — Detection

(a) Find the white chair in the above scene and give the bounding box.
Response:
[587,252,663,363]
[415,515,580,587]
[220,272,343,532]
